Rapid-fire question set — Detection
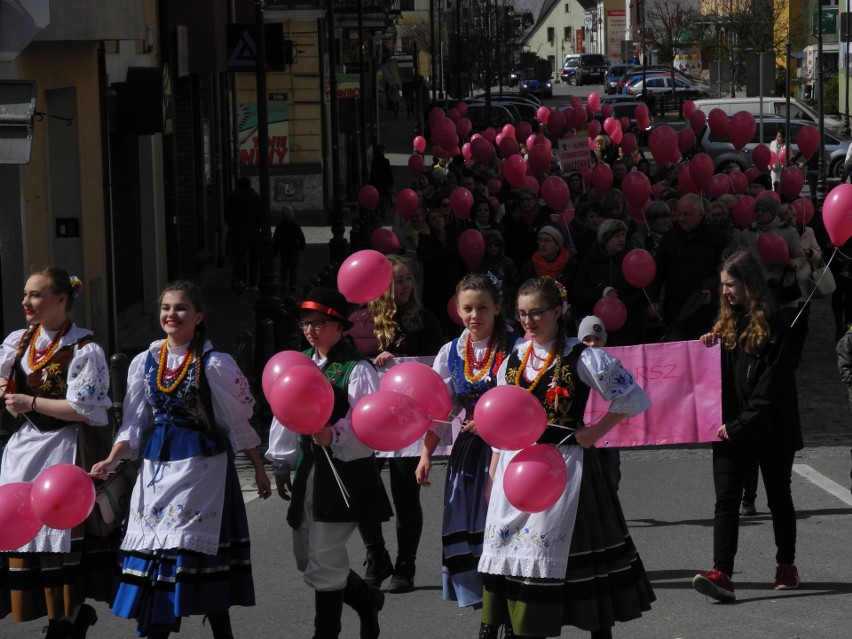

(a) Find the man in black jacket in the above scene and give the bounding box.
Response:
[649,193,731,341]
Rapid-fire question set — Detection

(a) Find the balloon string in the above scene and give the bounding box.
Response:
[791,246,837,328]
[322,447,350,507]
[561,211,574,246]
[430,418,577,431]
[642,288,662,319]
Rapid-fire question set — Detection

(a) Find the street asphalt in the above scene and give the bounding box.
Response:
[4,83,852,639]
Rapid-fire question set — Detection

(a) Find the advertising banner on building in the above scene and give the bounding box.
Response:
[237,96,289,166]
[607,10,626,60]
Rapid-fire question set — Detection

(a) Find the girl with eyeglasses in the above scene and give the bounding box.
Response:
[416,273,519,617]
[478,277,654,639]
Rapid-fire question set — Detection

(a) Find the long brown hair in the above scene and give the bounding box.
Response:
[713,251,774,354]
[369,255,423,351]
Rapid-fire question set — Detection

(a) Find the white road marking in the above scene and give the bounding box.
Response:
[793,464,852,507]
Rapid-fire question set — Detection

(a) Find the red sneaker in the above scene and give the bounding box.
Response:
[773,564,800,590]
[692,569,736,602]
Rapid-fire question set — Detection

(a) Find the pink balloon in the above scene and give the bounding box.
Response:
[370,228,402,255]
[728,111,756,150]
[359,185,380,211]
[779,166,805,197]
[620,132,637,154]
[461,143,473,161]
[591,164,613,198]
[395,189,420,221]
[779,146,788,164]
[588,92,601,111]
[521,175,540,195]
[635,103,650,128]
[678,128,696,155]
[337,249,392,304]
[729,170,748,195]
[447,295,464,327]
[622,249,656,288]
[587,120,601,139]
[457,102,468,116]
[270,366,334,434]
[569,106,587,131]
[593,297,627,331]
[823,183,852,245]
[757,190,781,204]
[482,127,497,143]
[550,209,575,231]
[351,391,431,452]
[456,117,473,139]
[547,110,566,135]
[501,154,527,187]
[756,231,789,264]
[502,123,516,139]
[413,135,427,153]
[600,104,613,119]
[525,134,538,150]
[796,124,819,159]
[31,465,95,530]
[733,196,756,229]
[380,361,452,421]
[0,483,42,550]
[744,167,762,184]
[688,153,715,191]
[689,110,707,136]
[793,198,815,225]
[708,108,729,138]
[408,154,425,177]
[449,187,474,220]
[503,445,568,513]
[683,100,697,118]
[473,385,547,450]
[447,108,461,122]
[603,117,619,137]
[621,171,652,209]
[498,135,519,158]
[536,105,551,124]
[541,176,569,211]
[427,107,444,125]
[570,96,583,109]
[707,173,733,199]
[432,116,458,149]
[648,126,678,165]
[515,121,533,143]
[609,126,623,146]
[487,178,502,194]
[471,137,494,164]
[262,350,316,400]
[458,228,486,270]
[527,144,551,175]
[678,166,699,195]
[752,144,771,171]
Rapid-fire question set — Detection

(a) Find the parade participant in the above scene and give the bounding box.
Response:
[479,277,654,639]
[348,256,445,594]
[0,268,112,639]
[415,272,519,610]
[91,280,271,639]
[280,287,392,638]
[692,251,802,603]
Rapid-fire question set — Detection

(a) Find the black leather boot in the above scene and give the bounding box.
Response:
[70,604,98,639]
[591,628,613,639]
[43,619,73,639]
[313,589,344,639]
[206,612,234,639]
[343,570,384,639]
[478,623,500,639]
[362,548,393,588]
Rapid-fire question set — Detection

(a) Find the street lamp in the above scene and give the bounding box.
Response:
[817,0,827,203]
[844,0,851,136]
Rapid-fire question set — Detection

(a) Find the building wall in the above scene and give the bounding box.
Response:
[525,1,586,78]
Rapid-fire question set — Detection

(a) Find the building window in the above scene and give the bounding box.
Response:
[547,27,555,43]
[564,26,572,41]
[565,3,571,12]
[548,55,556,73]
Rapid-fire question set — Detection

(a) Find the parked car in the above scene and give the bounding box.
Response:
[626,74,710,99]
[508,69,521,87]
[693,97,844,131]
[616,67,700,94]
[467,97,532,122]
[575,53,609,86]
[561,55,580,84]
[605,64,635,94]
[519,74,553,98]
[592,98,654,144]
[699,117,850,177]
[464,103,520,131]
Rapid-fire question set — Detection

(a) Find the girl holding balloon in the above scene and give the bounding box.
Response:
[478,277,654,639]
[0,267,112,639]
[90,280,271,639]
[415,272,519,611]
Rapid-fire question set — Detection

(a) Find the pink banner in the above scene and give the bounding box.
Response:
[584,341,722,448]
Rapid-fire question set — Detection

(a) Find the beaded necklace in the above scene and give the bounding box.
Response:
[157,340,194,393]
[463,332,496,383]
[515,342,557,392]
[28,321,71,372]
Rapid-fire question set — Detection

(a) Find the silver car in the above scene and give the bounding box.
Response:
[699,117,851,178]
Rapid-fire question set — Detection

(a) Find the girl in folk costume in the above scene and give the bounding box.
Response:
[91,280,271,639]
[0,268,111,639]
[271,287,392,639]
[478,277,655,639]
[415,273,520,610]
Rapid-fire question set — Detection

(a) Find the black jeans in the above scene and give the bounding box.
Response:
[712,444,797,576]
[358,457,422,571]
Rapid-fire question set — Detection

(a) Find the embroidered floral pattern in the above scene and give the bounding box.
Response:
[133,502,218,528]
[483,523,567,551]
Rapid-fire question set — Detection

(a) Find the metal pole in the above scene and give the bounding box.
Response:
[430,0,437,101]
[786,35,791,170]
[327,0,349,262]
[759,51,764,144]
[455,0,462,100]
[817,2,827,203]
[357,0,367,186]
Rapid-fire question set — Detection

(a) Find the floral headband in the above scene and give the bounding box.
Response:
[69,275,84,298]
[484,271,503,290]
[544,276,570,314]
